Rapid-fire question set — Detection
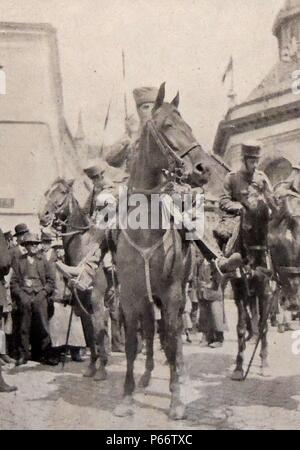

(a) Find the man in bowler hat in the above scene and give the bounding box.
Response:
[11,233,55,365]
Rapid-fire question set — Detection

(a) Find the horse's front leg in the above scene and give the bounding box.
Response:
[232,299,248,381]
[163,286,186,420]
[259,284,271,377]
[139,302,155,388]
[92,298,109,382]
[114,309,138,417]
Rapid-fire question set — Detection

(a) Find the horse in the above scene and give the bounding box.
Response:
[0,228,13,390]
[39,178,110,381]
[269,191,300,321]
[114,82,210,420]
[229,186,274,380]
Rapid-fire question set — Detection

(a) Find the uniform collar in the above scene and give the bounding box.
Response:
[240,165,257,181]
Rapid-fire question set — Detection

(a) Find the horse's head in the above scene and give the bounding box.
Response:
[144,82,210,186]
[283,192,300,222]
[241,185,270,254]
[39,178,75,228]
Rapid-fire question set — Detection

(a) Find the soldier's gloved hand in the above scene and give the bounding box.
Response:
[241,200,250,211]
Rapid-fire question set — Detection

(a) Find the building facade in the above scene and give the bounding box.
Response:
[213,0,300,183]
[0,22,81,232]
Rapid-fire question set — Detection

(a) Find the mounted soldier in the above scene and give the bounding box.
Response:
[269,162,300,330]
[274,163,300,198]
[216,140,276,255]
[104,86,159,173]
[60,85,244,284]
[216,140,278,379]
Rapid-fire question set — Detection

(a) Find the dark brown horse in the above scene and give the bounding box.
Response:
[0,228,13,390]
[269,191,300,319]
[39,179,109,380]
[230,187,273,380]
[114,83,209,420]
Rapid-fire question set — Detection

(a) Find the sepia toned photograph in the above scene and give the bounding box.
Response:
[0,0,299,432]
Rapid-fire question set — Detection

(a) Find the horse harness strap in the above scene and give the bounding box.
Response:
[147,120,198,175]
[247,245,267,251]
[279,266,300,275]
[121,229,172,304]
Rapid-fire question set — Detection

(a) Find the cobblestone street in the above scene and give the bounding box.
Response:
[1,302,300,430]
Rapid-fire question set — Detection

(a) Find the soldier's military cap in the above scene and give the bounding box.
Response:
[133,86,159,107]
[241,140,261,158]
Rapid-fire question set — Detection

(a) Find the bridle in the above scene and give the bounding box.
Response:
[42,183,89,234]
[283,191,300,218]
[146,119,200,182]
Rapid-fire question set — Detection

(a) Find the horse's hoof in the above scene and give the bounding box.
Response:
[260,366,271,377]
[169,404,187,421]
[83,365,97,378]
[231,370,244,381]
[114,397,134,417]
[138,372,151,388]
[94,367,107,381]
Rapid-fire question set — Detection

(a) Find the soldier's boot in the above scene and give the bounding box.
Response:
[0,368,17,393]
[188,229,243,274]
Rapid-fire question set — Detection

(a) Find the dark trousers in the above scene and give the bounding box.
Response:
[103,268,123,350]
[19,291,50,359]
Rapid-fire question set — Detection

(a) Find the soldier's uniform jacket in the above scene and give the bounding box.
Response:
[219,168,274,217]
[104,135,139,175]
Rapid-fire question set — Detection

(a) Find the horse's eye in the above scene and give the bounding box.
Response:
[164,121,173,129]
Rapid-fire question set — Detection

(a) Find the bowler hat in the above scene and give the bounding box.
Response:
[13,223,30,237]
[41,231,53,242]
[21,233,41,246]
[83,165,104,179]
[241,140,261,158]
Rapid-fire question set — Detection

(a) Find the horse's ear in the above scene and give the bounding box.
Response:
[66,178,75,188]
[171,91,179,109]
[153,82,166,112]
[53,176,62,185]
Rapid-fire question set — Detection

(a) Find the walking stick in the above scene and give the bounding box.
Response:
[61,295,74,371]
